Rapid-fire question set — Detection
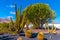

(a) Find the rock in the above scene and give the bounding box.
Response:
[0,33,4,35]
[17,37,22,40]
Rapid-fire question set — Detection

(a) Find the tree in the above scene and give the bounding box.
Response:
[23,3,55,28]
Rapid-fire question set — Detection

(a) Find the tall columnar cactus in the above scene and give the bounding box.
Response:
[52,20,56,34]
[9,17,14,31]
[15,3,31,33]
[19,7,31,32]
[14,3,20,33]
[15,4,27,33]
[19,9,27,32]
[16,10,20,30]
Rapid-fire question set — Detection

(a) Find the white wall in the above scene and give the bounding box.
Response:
[43,24,60,29]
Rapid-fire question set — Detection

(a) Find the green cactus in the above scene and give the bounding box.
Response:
[15,4,27,33]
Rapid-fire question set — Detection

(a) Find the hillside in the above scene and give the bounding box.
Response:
[0,18,10,23]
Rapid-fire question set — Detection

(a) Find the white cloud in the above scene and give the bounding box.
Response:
[7,5,15,8]
[10,11,15,15]
[7,16,13,19]
[10,5,15,8]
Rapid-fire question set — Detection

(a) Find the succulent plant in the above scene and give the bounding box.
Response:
[25,30,32,38]
[37,32,44,40]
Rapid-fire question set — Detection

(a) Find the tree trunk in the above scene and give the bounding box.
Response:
[40,23,43,29]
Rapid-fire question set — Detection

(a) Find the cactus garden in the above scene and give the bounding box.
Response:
[0,0,60,40]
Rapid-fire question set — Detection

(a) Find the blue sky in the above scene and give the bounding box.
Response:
[0,0,60,24]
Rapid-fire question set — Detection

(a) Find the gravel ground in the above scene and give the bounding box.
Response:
[0,33,60,40]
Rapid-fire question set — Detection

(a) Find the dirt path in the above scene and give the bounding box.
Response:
[24,29,60,34]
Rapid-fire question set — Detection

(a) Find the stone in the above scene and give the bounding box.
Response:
[17,37,22,40]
